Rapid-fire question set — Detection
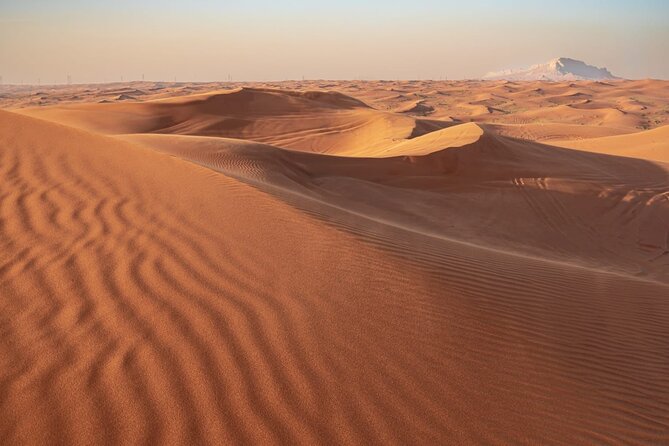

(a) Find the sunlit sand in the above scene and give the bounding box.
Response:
[1,79,668,444]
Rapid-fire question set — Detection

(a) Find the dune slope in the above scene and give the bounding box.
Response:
[551,125,669,163]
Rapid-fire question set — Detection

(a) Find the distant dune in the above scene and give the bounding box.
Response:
[19,87,454,155]
[1,80,668,445]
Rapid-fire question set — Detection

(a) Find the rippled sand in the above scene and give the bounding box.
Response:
[1,81,668,444]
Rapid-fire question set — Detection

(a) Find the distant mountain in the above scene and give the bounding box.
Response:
[483,58,621,81]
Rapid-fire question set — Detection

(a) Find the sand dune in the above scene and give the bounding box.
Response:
[483,122,635,142]
[124,122,669,281]
[1,81,669,445]
[19,87,452,155]
[551,125,669,163]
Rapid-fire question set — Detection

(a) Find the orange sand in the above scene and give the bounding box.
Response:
[1,81,668,444]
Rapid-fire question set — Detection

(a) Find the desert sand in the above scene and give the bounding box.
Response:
[1,80,668,445]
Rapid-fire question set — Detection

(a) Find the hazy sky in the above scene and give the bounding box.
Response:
[1,0,668,83]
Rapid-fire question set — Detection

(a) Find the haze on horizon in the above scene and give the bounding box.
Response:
[1,0,668,84]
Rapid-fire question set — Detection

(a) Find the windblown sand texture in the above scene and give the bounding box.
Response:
[1,80,668,445]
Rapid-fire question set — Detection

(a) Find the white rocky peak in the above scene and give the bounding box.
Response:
[483,58,620,81]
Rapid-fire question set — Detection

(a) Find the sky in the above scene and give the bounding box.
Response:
[1,0,668,84]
